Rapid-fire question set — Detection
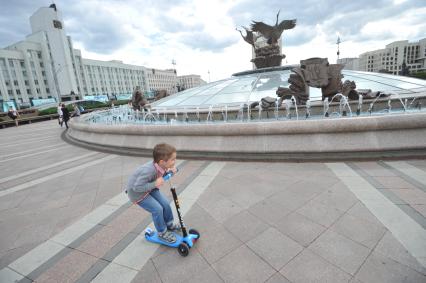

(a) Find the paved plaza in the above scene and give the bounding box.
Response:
[0,120,425,283]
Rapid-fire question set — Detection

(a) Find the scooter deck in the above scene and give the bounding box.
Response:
[145,231,184,248]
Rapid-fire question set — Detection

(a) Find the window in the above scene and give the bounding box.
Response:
[8,59,14,67]
[37,52,42,59]
[14,80,18,86]
[20,61,25,68]
[16,89,21,95]
[27,89,31,94]
[46,88,50,93]
[53,20,63,29]
[34,80,39,85]
[8,90,13,95]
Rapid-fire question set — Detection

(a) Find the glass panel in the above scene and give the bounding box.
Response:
[176,95,211,106]
[252,71,290,92]
[218,77,258,94]
[204,92,250,105]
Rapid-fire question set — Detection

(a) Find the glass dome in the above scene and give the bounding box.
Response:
[152,67,426,109]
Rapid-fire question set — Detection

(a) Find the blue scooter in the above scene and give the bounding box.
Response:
[144,170,200,257]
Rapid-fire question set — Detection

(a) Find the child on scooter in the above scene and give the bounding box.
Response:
[126,143,180,243]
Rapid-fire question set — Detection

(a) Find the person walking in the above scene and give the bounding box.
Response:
[7,106,20,127]
[57,103,63,127]
[61,103,70,129]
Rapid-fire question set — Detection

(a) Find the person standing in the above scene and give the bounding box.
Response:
[61,103,70,129]
[7,106,20,127]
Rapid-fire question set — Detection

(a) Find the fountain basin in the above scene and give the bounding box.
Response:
[66,112,426,161]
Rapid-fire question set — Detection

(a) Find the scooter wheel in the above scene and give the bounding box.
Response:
[178,243,189,257]
[189,229,200,239]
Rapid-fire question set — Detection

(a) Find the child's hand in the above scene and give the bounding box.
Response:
[168,167,177,174]
[155,177,164,187]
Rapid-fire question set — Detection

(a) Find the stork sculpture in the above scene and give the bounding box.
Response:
[237,11,297,69]
[251,10,296,45]
[236,26,256,47]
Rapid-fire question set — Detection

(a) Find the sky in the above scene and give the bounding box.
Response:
[0,0,425,82]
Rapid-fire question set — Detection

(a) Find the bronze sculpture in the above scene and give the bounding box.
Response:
[251,11,296,45]
[238,11,296,69]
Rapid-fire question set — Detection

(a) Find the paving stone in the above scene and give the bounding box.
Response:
[247,227,303,270]
[184,266,224,283]
[152,249,210,283]
[248,197,292,227]
[276,212,326,247]
[412,204,426,218]
[347,202,392,227]
[212,244,275,283]
[268,190,313,212]
[331,213,387,249]
[355,252,426,283]
[13,223,55,249]
[374,176,418,189]
[354,162,397,177]
[131,259,162,283]
[223,210,269,243]
[0,242,38,270]
[34,249,98,282]
[389,188,426,205]
[280,249,352,283]
[309,230,371,275]
[374,231,426,275]
[265,272,291,283]
[197,189,244,223]
[194,222,242,264]
[313,185,358,212]
[297,200,345,228]
[77,225,130,258]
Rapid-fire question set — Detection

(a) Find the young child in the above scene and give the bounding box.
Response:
[126,143,180,243]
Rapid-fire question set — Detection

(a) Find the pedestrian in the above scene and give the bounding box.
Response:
[61,103,70,129]
[57,103,63,127]
[126,143,180,243]
[7,106,20,127]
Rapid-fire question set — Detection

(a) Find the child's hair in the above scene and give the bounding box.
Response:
[153,143,176,163]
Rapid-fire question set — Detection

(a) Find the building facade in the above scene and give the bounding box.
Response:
[177,74,206,91]
[339,38,426,75]
[0,4,188,111]
[336,57,359,71]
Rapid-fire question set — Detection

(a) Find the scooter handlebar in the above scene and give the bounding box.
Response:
[163,168,178,181]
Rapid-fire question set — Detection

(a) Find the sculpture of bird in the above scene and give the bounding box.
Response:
[251,10,296,45]
[236,26,255,47]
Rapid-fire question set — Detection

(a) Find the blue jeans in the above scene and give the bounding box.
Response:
[138,188,174,233]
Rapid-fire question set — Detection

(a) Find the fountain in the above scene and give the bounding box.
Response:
[65,14,426,160]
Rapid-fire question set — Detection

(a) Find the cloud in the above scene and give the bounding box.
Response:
[179,31,238,52]
[0,0,425,81]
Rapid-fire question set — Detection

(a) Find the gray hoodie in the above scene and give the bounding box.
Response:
[126,161,157,203]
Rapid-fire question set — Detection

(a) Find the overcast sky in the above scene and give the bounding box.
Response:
[0,0,425,81]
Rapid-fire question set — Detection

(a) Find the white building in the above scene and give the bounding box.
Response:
[339,38,426,75]
[0,4,183,111]
[146,68,178,95]
[337,57,359,71]
[177,74,206,91]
